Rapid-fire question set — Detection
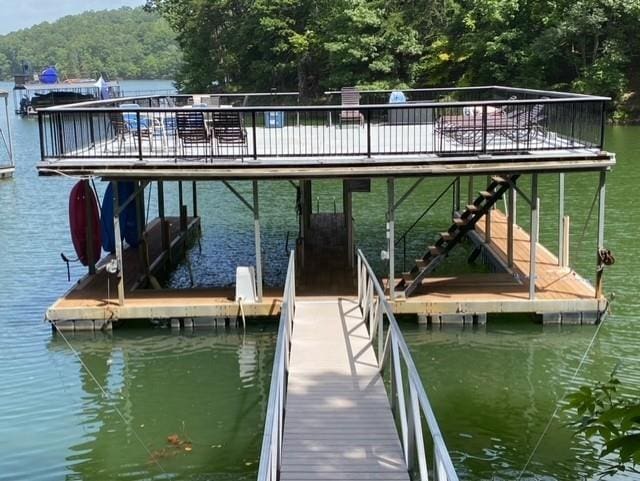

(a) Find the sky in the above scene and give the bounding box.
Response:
[0,0,145,35]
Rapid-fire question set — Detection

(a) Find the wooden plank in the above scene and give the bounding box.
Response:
[281,299,409,480]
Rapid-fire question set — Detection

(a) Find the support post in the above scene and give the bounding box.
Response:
[508,183,515,268]
[253,180,263,301]
[558,173,565,266]
[454,176,461,213]
[388,178,395,300]
[595,171,606,297]
[192,181,198,218]
[562,215,570,268]
[529,174,539,300]
[343,181,354,268]
[112,181,125,306]
[467,176,474,205]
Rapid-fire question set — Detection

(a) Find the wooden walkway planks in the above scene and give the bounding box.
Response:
[281,299,409,481]
[475,209,596,299]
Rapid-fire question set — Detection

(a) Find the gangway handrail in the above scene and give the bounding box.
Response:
[357,249,460,481]
[257,250,295,481]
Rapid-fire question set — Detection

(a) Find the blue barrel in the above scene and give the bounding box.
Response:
[265,111,285,128]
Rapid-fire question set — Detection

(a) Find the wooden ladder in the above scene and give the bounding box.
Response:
[397,174,520,297]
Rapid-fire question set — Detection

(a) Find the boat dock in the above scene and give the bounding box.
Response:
[36,86,615,330]
[0,90,15,178]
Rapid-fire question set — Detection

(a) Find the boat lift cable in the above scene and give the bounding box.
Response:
[51,323,168,474]
[516,316,608,480]
[577,182,601,248]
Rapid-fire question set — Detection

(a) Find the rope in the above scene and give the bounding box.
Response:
[51,323,167,474]
[516,316,608,480]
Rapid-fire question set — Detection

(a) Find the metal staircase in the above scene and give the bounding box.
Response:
[397,174,520,297]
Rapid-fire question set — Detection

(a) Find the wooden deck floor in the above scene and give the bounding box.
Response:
[281,299,409,481]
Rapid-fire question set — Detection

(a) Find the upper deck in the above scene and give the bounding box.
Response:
[36,86,614,179]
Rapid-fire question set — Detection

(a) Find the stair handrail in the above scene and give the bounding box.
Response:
[257,249,296,481]
[395,178,457,271]
[357,249,460,481]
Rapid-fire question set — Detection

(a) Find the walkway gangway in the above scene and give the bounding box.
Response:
[257,250,459,481]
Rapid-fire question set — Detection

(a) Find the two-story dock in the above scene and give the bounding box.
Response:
[36,86,614,330]
[36,85,617,480]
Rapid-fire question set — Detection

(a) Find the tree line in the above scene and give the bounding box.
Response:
[0,7,181,81]
[147,0,640,119]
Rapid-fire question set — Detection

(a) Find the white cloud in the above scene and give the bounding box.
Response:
[0,0,145,35]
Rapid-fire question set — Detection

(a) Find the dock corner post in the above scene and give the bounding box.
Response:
[529,174,539,300]
[112,180,125,306]
[467,175,474,205]
[558,172,565,267]
[595,171,607,297]
[387,177,395,300]
[253,180,263,301]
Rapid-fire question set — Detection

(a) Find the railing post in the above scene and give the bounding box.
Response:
[252,111,258,160]
[392,336,409,465]
[136,111,143,161]
[366,109,372,158]
[481,105,487,153]
[599,101,606,149]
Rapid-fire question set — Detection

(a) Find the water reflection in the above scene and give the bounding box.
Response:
[47,327,275,481]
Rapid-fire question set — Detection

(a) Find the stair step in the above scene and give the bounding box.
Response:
[492,175,509,185]
[440,232,454,242]
[453,217,469,227]
[402,272,414,282]
[429,245,443,257]
[415,258,427,268]
[466,204,479,213]
[479,190,493,199]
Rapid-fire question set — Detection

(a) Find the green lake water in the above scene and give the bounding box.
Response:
[0,80,638,480]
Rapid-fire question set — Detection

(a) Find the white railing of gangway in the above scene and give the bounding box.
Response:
[357,249,460,481]
[257,250,296,481]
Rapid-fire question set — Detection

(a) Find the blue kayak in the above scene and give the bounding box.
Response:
[100,182,140,253]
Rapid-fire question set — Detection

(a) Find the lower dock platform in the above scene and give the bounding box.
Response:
[47,208,607,330]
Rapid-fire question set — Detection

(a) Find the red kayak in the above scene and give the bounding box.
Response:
[69,180,101,266]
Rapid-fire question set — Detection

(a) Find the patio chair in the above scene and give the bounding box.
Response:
[339,86,364,127]
[120,103,155,152]
[175,110,212,156]
[107,112,130,154]
[501,102,546,143]
[211,110,248,157]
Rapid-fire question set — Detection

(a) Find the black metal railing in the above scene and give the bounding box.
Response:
[38,86,608,164]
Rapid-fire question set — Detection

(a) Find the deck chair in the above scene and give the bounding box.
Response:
[107,112,130,153]
[175,110,212,156]
[340,87,364,127]
[211,110,248,157]
[120,103,155,152]
[502,102,546,143]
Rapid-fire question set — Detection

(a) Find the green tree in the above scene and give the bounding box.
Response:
[566,371,640,477]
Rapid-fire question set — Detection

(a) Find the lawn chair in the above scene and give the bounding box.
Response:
[501,102,546,143]
[340,86,364,127]
[107,111,130,154]
[176,110,212,156]
[120,103,155,152]
[211,110,248,157]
